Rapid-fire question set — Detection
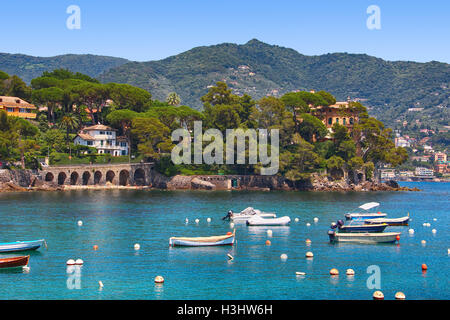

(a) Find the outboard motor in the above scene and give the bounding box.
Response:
[222,210,233,221]
[337,220,344,229]
[327,230,336,242]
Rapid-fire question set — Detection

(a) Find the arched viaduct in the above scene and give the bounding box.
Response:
[38,163,154,187]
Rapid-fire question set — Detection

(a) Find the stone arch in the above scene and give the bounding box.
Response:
[133,168,146,186]
[119,170,130,186]
[70,172,79,185]
[82,171,90,185]
[94,171,102,185]
[57,172,67,185]
[106,170,115,184]
[45,172,54,182]
[357,172,364,182]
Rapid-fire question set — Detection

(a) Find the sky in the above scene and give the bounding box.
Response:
[1,0,449,63]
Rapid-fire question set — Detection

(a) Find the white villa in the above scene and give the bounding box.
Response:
[73,124,128,156]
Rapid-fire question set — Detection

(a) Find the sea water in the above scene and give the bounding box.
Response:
[0,182,448,300]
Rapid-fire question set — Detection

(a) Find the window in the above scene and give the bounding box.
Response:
[335,118,339,124]
[87,141,93,146]
[350,118,354,125]
[100,140,104,146]
[122,150,126,156]
[19,108,27,113]
[328,118,332,125]
[7,108,15,112]
[343,118,346,125]
[100,131,105,135]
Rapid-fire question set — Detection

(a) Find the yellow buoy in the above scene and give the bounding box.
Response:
[329,268,339,275]
[265,240,271,245]
[93,245,98,251]
[373,291,384,300]
[154,276,164,284]
[395,292,405,300]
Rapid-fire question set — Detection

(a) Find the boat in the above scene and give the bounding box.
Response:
[333,219,388,233]
[223,207,277,222]
[344,202,387,220]
[246,215,291,226]
[328,230,401,244]
[0,256,29,269]
[364,214,410,226]
[0,239,46,253]
[169,230,235,247]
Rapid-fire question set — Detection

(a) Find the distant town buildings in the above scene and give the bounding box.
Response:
[310,101,358,132]
[415,167,434,177]
[0,96,37,119]
[73,124,129,156]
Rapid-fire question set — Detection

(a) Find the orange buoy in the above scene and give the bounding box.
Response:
[421,264,428,271]
[154,276,164,284]
[377,211,381,214]
[373,291,384,300]
[396,235,400,241]
[330,268,339,275]
[265,240,271,245]
[93,245,98,251]
[305,239,311,244]
[226,231,232,235]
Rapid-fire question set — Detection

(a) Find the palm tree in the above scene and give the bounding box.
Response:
[166,92,181,106]
[59,114,80,144]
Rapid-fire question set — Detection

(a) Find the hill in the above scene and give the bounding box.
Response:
[98,39,449,128]
[0,53,129,84]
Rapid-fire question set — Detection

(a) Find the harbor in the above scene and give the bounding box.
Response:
[0,181,447,300]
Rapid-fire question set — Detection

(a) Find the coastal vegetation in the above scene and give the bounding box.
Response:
[0,68,408,186]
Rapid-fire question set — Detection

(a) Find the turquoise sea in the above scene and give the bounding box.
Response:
[0,182,448,300]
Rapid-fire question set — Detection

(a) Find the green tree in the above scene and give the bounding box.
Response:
[131,117,173,160]
[166,92,181,106]
[297,113,328,143]
[59,114,80,143]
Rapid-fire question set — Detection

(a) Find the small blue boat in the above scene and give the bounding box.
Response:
[0,239,46,253]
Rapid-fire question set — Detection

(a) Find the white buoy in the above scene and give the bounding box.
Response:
[295,271,306,275]
[195,219,199,224]
[433,218,437,221]
[421,240,426,245]
[23,266,30,272]
[75,258,84,265]
[154,276,164,284]
[295,218,299,222]
[66,259,75,265]
[306,223,311,227]
[313,217,319,223]
[267,229,273,237]
[432,229,437,234]
[134,243,140,250]
[422,223,426,227]
[346,269,355,276]
[185,218,189,224]
[305,251,313,258]
[207,217,211,223]
[227,254,234,260]
[99,281,104,289]
[230,222,235,228]
[280,253,288,260]
[77,220,83,226]
[408,228,415,234]
[331,222,336,227]
[448,248,450,255]
[395,292,406,300]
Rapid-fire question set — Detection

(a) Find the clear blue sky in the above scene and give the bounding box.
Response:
[2,0,449,63]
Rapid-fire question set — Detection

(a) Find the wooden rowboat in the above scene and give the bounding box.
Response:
[328,231,401,244]
[0,256,29,269]
[364,215,410,226]
[0,239,46,253]
[169,230,235,247]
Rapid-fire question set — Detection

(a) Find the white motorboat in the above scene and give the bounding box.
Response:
[246,215,291,226]
[223,207,277,222]
[344,202,387,220]
[328,230,401,244]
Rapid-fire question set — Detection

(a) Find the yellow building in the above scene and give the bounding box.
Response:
[310,101,359,131]
[0,96,37,119]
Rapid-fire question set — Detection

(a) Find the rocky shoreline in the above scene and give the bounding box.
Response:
[0,169,420,193]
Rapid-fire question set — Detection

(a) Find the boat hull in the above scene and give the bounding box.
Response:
[338,223,388,233]
[246,216,291,226]
[169,233,235,247]
[0,240,45,253]
[328,231,400,244]
[231,213,276,221]
[345,213,387,220]
[364,216,409,226]
[0,255,29,269]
